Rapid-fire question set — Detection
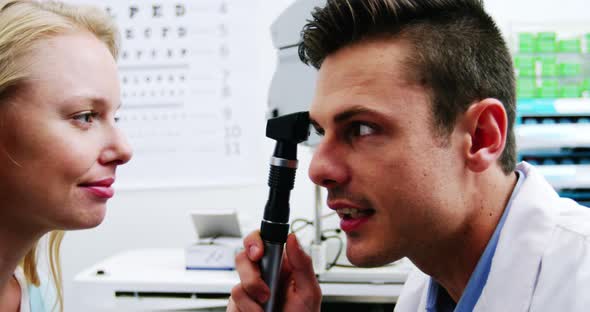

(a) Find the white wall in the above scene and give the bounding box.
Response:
[61,0,590,310]
[485,0,589,25]
[61,1,305,310]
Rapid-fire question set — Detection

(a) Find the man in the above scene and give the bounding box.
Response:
[228,0,590,311]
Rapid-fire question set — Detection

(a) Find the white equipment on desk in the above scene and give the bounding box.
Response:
[74,248,410,310]
[184,210,243,271]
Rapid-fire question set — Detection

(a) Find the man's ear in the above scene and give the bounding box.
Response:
[460,98,508,173]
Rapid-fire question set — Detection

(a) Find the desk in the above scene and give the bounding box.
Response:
[74,248,412,311]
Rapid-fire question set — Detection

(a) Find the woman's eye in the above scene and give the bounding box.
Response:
[72,112,97,124]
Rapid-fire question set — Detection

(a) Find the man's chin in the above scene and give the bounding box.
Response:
[346,247,402,268]
[346,250,382,268]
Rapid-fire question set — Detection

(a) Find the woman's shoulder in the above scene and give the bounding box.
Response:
[28,284,47,312]
[14,266,55,312]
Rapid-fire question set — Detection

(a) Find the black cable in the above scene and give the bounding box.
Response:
[289,212,337,235]
[321,234,343,270]
[332,264,358,268]
[322,228,341,235]
[290,218,312,234]
[322,211,337,218]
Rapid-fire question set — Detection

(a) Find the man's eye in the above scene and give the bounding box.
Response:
[310,122,324,136]
[350,122,376,137]
[73,112,97,124]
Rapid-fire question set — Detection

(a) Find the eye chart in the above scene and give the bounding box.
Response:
[66,1,267,189]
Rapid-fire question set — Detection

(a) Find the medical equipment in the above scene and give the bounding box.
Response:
[185,210,243,270]
[268,0,336,278]
[260,111,310,312]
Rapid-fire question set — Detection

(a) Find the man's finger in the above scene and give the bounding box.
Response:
[229,284,264,312]
[284,234,322,295]
[243,230,265,261]
[235,250,270,303]
[226,295,239,312]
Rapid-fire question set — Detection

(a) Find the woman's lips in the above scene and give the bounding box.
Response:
[79,178,115,199]
[81,185,114,199]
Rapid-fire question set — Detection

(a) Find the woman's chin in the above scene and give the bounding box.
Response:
[61,205,107,230]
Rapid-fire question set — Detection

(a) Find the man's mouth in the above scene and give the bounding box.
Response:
[336,207,376,220]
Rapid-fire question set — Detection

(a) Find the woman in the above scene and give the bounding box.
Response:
[0,1,132,311]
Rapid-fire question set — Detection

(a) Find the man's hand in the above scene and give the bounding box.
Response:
[227,231,322,312]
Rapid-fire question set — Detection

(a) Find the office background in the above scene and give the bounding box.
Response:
[41,0,590,310]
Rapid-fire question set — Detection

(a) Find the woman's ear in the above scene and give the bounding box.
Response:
[460,98,508,173]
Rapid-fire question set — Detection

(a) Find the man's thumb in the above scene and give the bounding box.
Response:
[285,234,317,288]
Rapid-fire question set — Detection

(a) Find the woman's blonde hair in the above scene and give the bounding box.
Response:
[1,1,119,311]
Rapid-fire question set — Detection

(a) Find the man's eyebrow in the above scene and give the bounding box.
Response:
[310,106,382,133]
[333,106,380,123]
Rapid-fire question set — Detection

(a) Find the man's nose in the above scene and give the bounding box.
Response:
[308,140,349,188]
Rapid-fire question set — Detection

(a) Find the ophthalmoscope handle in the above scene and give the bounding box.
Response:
[260,111,309,312]
[261,241,285,312]
[260,164,294,312]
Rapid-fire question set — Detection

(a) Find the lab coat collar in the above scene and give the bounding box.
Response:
[474,162,558,311]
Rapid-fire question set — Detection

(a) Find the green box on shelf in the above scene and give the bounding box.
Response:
[559,85,582,98]
[535,32,557,53]
[517,90,536,99]
[517,67,535,77]
[537,32,556,41]
[517,78,536,98]
[584,79,590,91]
[536,79,559,98]
[515,55,534,66]
[538,56,558,77]
[518,33,536,53]
[536,41,557,53]
[515,55,535,77]
[557,39,581,53]
[558,63,581,77]
[586,34,590,53]
[517,78,536,89]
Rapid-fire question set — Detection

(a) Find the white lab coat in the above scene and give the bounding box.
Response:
[395,162,590,311]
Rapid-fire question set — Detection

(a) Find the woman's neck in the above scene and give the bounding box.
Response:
[0,219,42,290]
[0,275,21,312]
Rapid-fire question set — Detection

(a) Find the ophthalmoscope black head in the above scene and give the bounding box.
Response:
[260,111,309,312]
[266,111,310,142]
[266,111,310,159]
[262,111,310,225]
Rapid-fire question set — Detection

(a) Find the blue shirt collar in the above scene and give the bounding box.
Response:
[426,170,526,312]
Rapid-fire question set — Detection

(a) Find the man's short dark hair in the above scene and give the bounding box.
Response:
[299,0,516,174]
